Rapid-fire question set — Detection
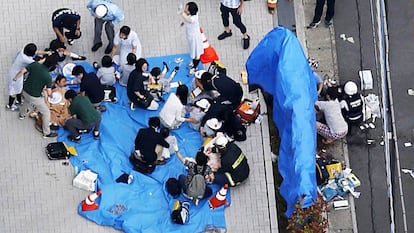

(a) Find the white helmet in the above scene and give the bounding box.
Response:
[344,81,358,95]
[206,118,222,130]
[214,136,228,149]
[95,5,108,18]
[195,99,210,111]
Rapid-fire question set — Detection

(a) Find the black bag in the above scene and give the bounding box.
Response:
[207,60,226,76]
[46,142,70,160]
[316,158,329,185]
[129,152,155,174]
[137,92,154,108]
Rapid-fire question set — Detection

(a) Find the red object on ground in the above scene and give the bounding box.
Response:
[208,184,229,209]
[82,190,102,211]
[200,28,219,64]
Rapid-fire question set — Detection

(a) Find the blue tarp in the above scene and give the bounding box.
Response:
[59,54,229,233]
[246,26,317,217]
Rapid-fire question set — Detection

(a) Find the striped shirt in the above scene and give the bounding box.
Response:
[221,0,241,9]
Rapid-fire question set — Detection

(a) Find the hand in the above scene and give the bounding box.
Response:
[75,29,81,36]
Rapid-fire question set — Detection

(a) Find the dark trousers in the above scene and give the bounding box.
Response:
[56,27,81,41]
[220,3,247,34]
[65,113,101,137]
[312,0,336,23]
[94,18,114,47]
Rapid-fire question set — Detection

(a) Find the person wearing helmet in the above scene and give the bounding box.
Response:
[52,8,81,45]
[315,87,348,144]
[340,81,364,127]
[211,135,250,187]
[87,0,124,54]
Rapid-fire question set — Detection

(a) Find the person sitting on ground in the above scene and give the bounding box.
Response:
[127,58,158,110]
[96,55,119,102]
[315,87,348,144]
[198,71,243,110]
[340,81,364,129]
[175,149,214,204]
[133,117,170,168]
[119,53,136,87]
[48,39,86,75]
[64,89,101,143]
[160,127,179,160]
[218,107,246,142]
[201,132,226,172]
[147,65,169,102]
[71,65,106,112]
[188,98,211,130]
[211,135,250,187]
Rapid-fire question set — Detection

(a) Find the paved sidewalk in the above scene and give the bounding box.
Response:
[0,1,277,233]
[294,0,358,232]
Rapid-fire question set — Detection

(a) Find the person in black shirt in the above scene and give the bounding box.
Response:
[52,8,81,45]
[72,65,105,112]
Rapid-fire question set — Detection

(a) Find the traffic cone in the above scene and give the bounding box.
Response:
[208,184,229,209]
[81,190,102,211]
[200,27,219,64]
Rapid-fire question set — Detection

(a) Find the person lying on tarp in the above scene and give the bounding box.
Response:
[209,135,250,187]
[132,117,170,173]
[198,71,243,110]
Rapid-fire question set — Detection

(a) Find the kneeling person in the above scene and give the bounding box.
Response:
[64,89,101,142]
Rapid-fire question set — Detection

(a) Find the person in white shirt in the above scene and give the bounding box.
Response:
[111,25,142,68]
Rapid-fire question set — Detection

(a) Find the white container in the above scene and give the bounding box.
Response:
[359,70,373,90]
[73,170,98,192]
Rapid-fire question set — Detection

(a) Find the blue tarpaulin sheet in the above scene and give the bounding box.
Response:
[246,26,317,217]
[59,54,229,233]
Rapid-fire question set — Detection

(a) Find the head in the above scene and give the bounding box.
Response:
[148,117,161,129]
[186,2,198,16]
[195,150,208,166]
[326,87,339,100]
[55,75,67,88]
[72,65,86,78]
[49,39,66,52]
[150,67,162,78]
[23,43,37,57]
[101,55,113,68]
[344,81,358,96]
[200,72,215,91]
[42,54,58,72]
[195,99,210,112]
[213,136,228,153]
[206,118,222,131]
[126,53,137,65]
[94,4,108,18]
[160,127,170,138]
[135,58,148,73]
[119,26,131,39]
[64,89,77,101]
[176,84,189,105]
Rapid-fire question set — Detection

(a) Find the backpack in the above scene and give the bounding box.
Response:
[185,166,206,200]
[316,158,329,186]
[207,60,226,76]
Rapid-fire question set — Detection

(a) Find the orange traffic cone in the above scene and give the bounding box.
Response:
[200,27,219,64]
[82,190,102,211]
[208,184,229,209]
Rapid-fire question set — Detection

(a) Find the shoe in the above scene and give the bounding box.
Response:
[155,160,166,165]
[104,45,113,54]
[242,35,250,50]
[218,30,232,40]
[35,124,43,133]
[187,68,196,77]
[130,102,136,110]
[93,130,100,139]
[15,99,24,105]
[187,62,194,69]
[5,104,19,111]
[18,114,25,120]
[50,124,59,131]
[43,132,58,138]
[91,42,103,52]
[72,56,87,61]
[163,61,170,72]
[307,21,321,29]
[173,66,179,72]
[324,20,333,27]
[68,39,74,45]
[67,135,80,142]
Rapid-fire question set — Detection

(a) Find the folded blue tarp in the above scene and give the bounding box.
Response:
[246,26,317,217]
[59,54,229,233]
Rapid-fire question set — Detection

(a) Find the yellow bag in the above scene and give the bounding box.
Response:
[325,162,342,179]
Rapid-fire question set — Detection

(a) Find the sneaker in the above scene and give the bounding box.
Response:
[130,102,136,110]
[5,104,19,111]
[163,61,170,72]
[68,39,74,45]
[91,42,103,52]
[43,132,58,138]
[68,135,80,142]
[72,56,87,61]
[18,114,25,120]
[187,62,194,69]
[187,68,196,77]
[93,130,100,139]
[155,160,166,165]
[242,35,250,49]
[218,30,232,40]
[50,124,59,131]
[93,61,101,69]
[324,20,332,27]
[104,45,113,54]
[111,97,118,103]
[15,99,24,105]
[307,21,321,29]
[35,124,43,133]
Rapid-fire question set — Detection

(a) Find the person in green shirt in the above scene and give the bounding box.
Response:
[15,55,58,138]
[64,89,101,143]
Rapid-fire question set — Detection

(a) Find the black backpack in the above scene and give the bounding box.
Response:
[185,165,207,200]
[166,178,181,197]
[316,158,329,185]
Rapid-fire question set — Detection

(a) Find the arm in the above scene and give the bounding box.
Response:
[237,0,244,15]
[175,151,186,164]
[110,44,119,58]
[13,67,27,81]
[75,18,81,36]
[53,27,66,43]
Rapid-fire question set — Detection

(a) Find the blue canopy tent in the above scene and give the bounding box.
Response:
[246,26,317,216]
